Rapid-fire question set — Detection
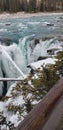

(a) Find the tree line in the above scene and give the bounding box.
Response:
[0,0,63,12]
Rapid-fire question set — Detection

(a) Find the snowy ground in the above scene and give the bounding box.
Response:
[0,12,63,19]
[0,54,57,129]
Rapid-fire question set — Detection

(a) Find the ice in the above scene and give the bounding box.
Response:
[0,36,62,97]
[0,44,26,97]
[0,45,26,78]
[19,35,35,65]
[6,44,26,74]
[31,38,54,61]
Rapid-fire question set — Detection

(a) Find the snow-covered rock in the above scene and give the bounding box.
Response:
[28,58,56,70]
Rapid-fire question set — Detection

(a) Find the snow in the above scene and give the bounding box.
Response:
[1,125,7,130]
[0,82,25,128]
[29,58,56,70]
[47,41,63,51]
[28,80,34,88]
[0,51,61,129]
[0,102,4,111]
[6,83,17,96]
[0,12,63,20]
[27,93,32,99]
[12,95,25,105]
[9,114,19,126]
[32,100,40,105]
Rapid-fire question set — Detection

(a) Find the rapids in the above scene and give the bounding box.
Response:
[0,14,63,97]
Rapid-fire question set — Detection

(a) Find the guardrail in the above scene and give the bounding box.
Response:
[16,77,63,130]
[0,78,22,81]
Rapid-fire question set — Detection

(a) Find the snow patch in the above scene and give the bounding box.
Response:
[29,58,56,70]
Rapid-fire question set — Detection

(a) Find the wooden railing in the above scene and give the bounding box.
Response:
[16,77,63,130]
[0,78,22,81]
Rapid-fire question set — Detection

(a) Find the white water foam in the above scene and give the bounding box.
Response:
[0,28,7,32]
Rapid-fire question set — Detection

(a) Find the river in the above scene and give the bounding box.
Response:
[0,14,63,97]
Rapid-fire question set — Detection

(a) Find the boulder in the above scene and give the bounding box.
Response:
[47,48,59,55]
[59,17,63,19]
[0,38,13,46]
[37,56,47,61]
[34,39,39,45]
[5,23,11,26]
[46,23,54,26]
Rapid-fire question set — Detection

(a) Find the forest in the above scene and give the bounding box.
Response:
[0,0,63,12]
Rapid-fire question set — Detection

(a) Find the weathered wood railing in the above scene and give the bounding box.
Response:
[0,78,22,81]
[16,77,63,130]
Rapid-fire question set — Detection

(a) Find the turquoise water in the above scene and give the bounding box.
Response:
[0,14,63,97]
[0,14,63,74]
[0,15,63,43]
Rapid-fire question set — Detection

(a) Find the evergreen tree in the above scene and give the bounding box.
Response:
[40,0,44,11]
[55,51,63,76]
[29,0,36,12]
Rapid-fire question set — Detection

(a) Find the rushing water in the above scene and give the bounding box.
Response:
[0,14,63,72]
[0,15,63,42]
[0,14,63,97]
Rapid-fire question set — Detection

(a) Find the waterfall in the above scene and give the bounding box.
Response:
[0,36,62,97]
[0,45,26,79]
[0,44,26,97]
[19,35,35,65]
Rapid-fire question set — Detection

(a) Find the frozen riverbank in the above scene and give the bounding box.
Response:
[0,12,63,19]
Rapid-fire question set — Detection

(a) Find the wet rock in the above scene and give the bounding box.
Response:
[47,48,59,55]
[34,39,40,45]
[30,39,40,51]
[59,17,63,19]
[5,23,11,26]
[56,50,63,55]
[57,20,60,22]
[46,23,54,26]
[37,56,47,61]
[27,65,36,74]
[0,38,13,46]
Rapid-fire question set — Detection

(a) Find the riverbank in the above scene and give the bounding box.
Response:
[0,12,63,19]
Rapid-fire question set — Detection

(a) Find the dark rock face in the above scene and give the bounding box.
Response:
[2,71,7,97]
[47,48,59,55]
[27,65,36,74]
[47,49,54,55]
[46,23,54,27]
[5,23,11,26]
[30,39,40,52]
[0,38,13,46]
[34,39,39,45]
[37,56,47,61]
[0,71,7,100]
